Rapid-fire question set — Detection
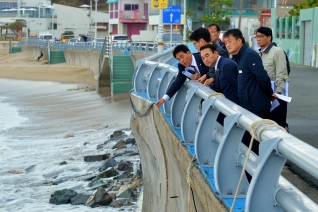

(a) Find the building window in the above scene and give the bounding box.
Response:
[110,3,118,19]
[124,4,139,11]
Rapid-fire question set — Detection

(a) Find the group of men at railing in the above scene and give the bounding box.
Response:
[155,25,289,158]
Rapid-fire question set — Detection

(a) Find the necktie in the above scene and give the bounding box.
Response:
[191,65,199,75]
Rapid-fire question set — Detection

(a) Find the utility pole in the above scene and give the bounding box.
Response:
[238,0,243,30]
[90,0,92,35]
[182,0,187,44]
[94,0,98,39]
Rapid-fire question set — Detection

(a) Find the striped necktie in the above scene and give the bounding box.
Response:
[191,65,199,75]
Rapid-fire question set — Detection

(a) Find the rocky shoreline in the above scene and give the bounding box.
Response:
[46,129,142,210]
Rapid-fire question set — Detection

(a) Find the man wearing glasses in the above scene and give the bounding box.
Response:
[207,23,226,51]
[256,27,288,129]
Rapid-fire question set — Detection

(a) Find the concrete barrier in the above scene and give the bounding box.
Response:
[0,41,18,51]
[63,49,100,79]
[130,94,228,212]
[21,45,48,60]
[20,46,99,79]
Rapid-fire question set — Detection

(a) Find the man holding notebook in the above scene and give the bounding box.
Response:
[155,44,209,107]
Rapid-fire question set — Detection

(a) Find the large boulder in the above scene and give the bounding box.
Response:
[110,130,124,138]
[112,139,126,149]
[125,137,136,146]
[85,187,113,207]
[84,153,110,162]
[49,189,77,205]
[117,188,135,199]
[98,167,118,179]
[98,157,118,172]
[70,194,90,205]
[117,161,133,171]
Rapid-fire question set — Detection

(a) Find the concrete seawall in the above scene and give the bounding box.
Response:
[0,41,18,51]
[20,45,100,80]
[130,94,228,212]
[21,45,48,60]
[62,49,100,79]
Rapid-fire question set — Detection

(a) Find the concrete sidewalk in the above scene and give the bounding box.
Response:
[282,65,318,202]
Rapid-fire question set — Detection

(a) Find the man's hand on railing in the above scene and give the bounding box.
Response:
[197,74,207,83]
[155,98,165,107]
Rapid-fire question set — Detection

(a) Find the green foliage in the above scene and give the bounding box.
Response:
[8,21,26,35]
[186,8,196,19]
[199,0,233,24]
[289,0,318,17]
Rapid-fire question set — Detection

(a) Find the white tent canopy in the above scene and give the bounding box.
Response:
[79,4,91,8]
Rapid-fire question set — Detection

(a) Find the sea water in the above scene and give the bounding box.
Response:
[0,79,136,212]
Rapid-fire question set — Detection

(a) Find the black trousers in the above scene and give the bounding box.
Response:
[242,108,271,156]
[242,108,271,182]
[270,99,287,128]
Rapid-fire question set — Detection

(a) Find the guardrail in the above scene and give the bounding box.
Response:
[99,37,111,75]
[18,39,181,54]
[18,39,105,51]
[132,59,318,212]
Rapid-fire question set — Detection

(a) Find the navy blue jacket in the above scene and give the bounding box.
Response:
[232,45,273,113]
[215,57,239,105]
[166,52,209,98]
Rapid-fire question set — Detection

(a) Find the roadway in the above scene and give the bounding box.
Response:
[283,64,318,202]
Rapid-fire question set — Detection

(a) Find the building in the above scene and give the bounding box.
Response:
[0,0,109,39]
[108,0,150,40]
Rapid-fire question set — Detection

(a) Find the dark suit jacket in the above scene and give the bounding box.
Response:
[206,42,229,79]
[166,52,209,98]
[214,57,239,104]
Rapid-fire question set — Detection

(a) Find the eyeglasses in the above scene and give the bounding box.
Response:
[255,34,266,39]
[210,31,218,34]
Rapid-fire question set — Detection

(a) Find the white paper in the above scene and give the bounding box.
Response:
[271,81,289,96]
[182,71,193,78]
[271,99,280,112]
[185,66,196,73]
[276,94,292,102]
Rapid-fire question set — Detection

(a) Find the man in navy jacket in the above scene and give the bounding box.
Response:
[200,44,239,105]
[223,29,276,155]
[155,44,209,107]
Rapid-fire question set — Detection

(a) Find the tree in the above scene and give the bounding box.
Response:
[8,21,26,36]
[198,0,233,25]
[289,0,318,17]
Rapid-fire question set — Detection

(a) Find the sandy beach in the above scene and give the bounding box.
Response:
[0,50,96,87]
[0,50,140,211]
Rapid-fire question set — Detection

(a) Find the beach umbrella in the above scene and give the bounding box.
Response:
[41,5,53,8]
[79,4,91,8]
[9,8,18,11]
[27,8,37,11]
[19,8,27,11]
[1,9,9,16]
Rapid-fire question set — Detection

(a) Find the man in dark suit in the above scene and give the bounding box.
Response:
[189,27,229,88]
[155,44,209,107]
[200,44,239,104]
[207,23,227,52]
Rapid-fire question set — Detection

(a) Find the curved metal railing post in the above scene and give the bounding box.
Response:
[131,58,318,212]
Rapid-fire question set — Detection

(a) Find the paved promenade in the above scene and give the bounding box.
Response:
[283,65,318,200]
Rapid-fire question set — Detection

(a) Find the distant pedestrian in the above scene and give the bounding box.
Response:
[37,50,43,61]
[207,23,228,53]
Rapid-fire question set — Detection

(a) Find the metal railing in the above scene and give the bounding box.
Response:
[18,39,180,54]
[18,39,105,51]
[99,36,111,74]
[132,59,318,212]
